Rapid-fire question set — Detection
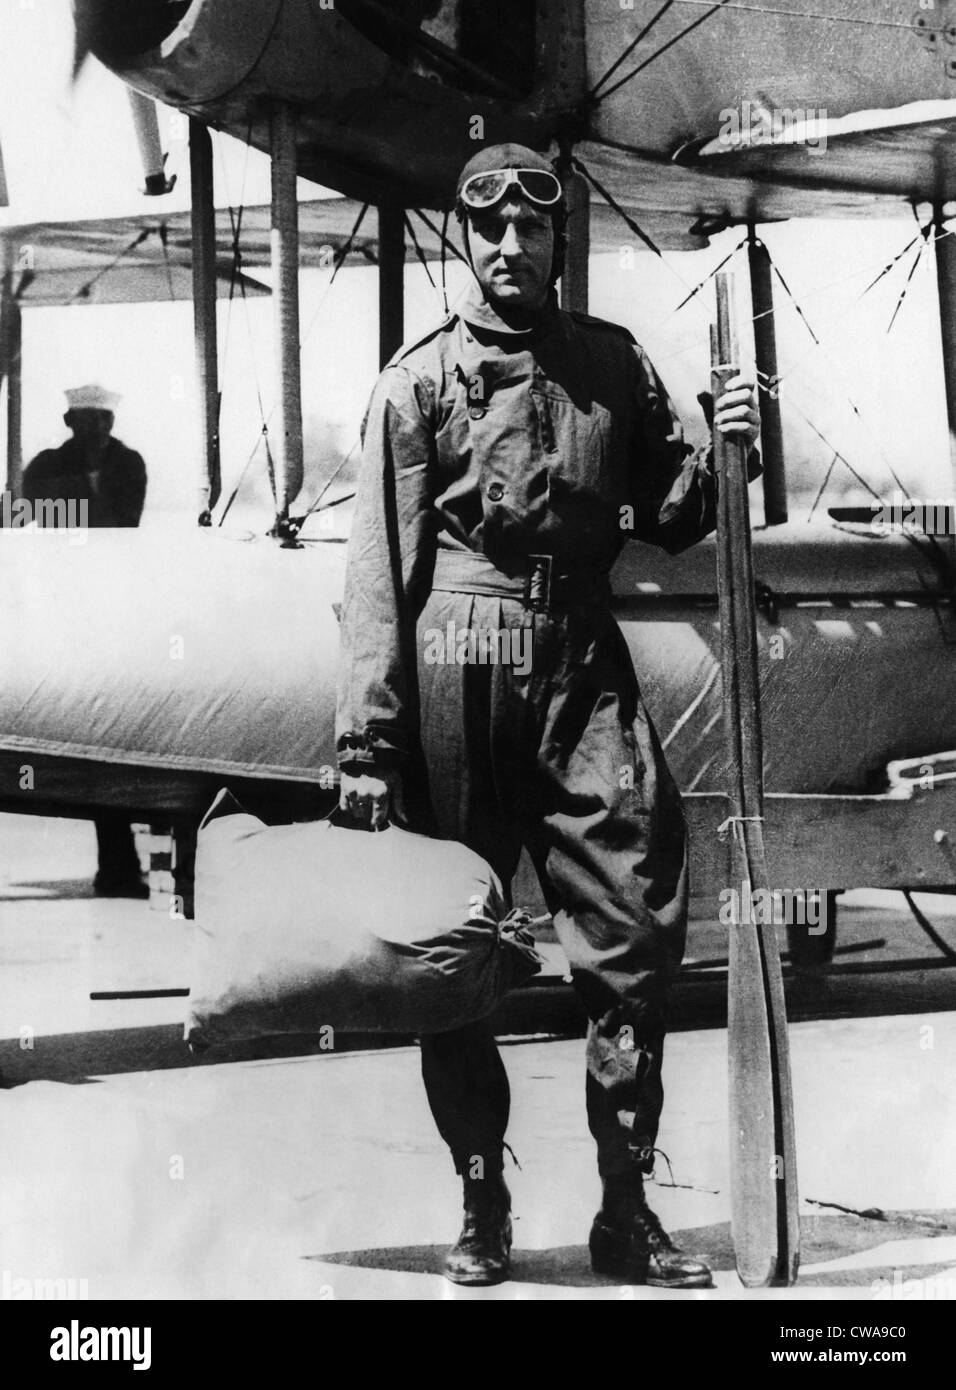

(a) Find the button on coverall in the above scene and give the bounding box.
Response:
[336,285,751,1179]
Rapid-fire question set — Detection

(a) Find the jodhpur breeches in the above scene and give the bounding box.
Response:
[410,586,689,1178]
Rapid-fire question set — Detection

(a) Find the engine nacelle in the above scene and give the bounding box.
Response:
[74,1,586,205]
[78,0,391,111]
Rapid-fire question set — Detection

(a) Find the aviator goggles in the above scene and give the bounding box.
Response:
[459,167,563,211]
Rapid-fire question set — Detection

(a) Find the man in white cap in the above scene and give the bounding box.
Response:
[22,385,149,896]
[22,384,147,529]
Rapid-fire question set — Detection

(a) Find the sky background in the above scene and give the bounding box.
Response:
[1,0,953,530]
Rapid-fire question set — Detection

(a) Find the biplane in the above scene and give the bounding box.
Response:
[6,0,956,1294]
[4,1,956,962]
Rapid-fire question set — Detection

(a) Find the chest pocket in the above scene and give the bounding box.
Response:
[529,386,618,505]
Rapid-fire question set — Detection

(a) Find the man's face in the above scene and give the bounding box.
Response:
[466,197,554,313]
[66,409,113,449]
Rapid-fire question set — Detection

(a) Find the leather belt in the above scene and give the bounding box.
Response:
[431,548,612,615]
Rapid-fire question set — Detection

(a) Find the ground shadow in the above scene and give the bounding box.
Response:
[1,877,96,900]
[309,1211,956,1289]
[308,1243,611,1287]
[0,1024,417,1087]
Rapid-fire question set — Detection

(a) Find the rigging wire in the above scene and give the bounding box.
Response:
[411,207,469,265]
[404,211,438,295]
[664,0,933,30]
[767,252,819,347]
[570,157,663,258]
[219,201,371,527]
[570,155,730,337]
[757,224,955,562]
[857,232,925,301]
[780,382,950,601]
[215,120,254,392]
[65,228,150,305]
[440,209,450,315]
[650,226,949,363]
[594,0,735,105]
[756,236,920,499]
[216,251,277,522]
[298,200,370,348]
[672,234,749,313]
[217,421,272,527]
[238,267,276,506]
[157,224,176,302]
[806,449,840,522]
[607,223,950,386]
[903,892,956,960]
[297,438,360,526]
[588,0,678,100]
[884,221,933,336]
[780,391,887,505]
[766,226,953,388]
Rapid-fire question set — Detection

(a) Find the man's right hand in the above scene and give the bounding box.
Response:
[338,767,405,830]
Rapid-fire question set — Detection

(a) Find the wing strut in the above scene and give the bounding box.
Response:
[933,205,956,579]
[559,168,590,316]
[270,100,304,543]
[0,269,22,497]
[189,120,220,525]
[378,202,405,369]
[128,91,175,197]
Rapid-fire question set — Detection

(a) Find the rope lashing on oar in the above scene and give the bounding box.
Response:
[717,815,766,843]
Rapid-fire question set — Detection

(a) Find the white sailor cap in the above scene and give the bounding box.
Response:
[64,383,121,412]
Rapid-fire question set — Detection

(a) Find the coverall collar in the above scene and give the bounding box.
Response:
[459,280,562,340]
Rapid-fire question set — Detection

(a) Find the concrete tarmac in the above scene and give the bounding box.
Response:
[2,811,955,1301]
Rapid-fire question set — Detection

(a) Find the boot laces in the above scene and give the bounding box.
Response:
[633,1201,674,1250]
[459,1190,511,1252]
[462,1176,511,1230]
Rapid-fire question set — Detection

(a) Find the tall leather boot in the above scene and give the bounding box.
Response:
[590,1171,713,1288]
[443,1170,512,1286]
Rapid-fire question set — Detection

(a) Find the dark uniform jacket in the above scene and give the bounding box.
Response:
[336,284,758,770]
[21,437,147,528]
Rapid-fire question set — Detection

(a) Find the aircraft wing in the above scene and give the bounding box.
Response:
[0,202,413,309]
[0,199,419,307]
[676,99,956,202]
[0,195,716,311]
[0,213,266,307]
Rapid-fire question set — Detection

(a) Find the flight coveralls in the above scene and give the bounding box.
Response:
[336,284,757,1180]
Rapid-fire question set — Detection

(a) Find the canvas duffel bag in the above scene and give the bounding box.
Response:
[185,790,541,1047]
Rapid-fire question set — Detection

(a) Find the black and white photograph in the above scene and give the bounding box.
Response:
[1,0,954,1339]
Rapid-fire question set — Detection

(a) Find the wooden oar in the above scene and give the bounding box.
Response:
[712,271,800,1287]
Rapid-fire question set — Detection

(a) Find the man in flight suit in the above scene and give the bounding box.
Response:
[22,384,149,897]
[337,145,761,1287]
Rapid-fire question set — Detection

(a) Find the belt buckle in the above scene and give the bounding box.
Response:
[525,554,553,615]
